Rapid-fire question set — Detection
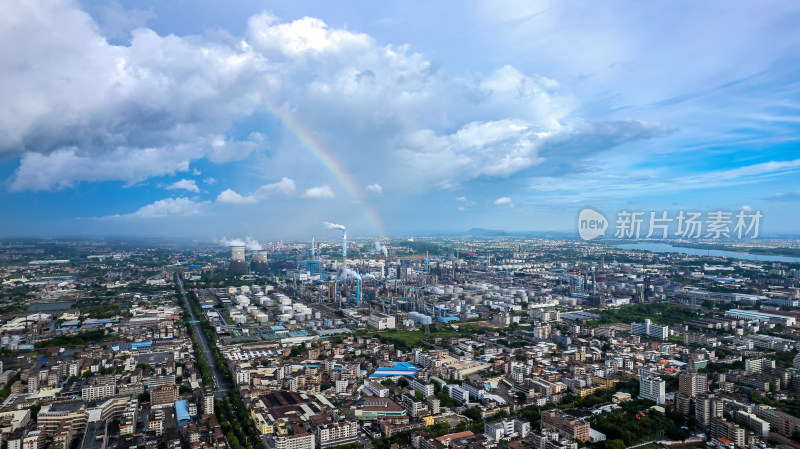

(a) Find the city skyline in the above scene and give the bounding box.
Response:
[2,1,800,239]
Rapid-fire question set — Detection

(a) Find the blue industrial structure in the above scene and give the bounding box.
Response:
[369,362,419,378]
[175,400,190,427]
[308,260,321,276]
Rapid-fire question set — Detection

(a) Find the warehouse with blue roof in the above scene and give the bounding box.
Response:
[175,400,190,426]
[369,362,418,378]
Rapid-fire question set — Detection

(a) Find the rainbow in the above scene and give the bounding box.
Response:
[264,101,385,236]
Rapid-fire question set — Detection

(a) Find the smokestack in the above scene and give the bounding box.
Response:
[357,278,361,307]
[311,236,316,259]
[343,231,347,264]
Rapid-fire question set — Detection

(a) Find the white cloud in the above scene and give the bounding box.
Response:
[104,197,204,219]
[203,177,217,185]
[1,0,669,202]
[216,189,257,205]
[166,179,199,192]
[216,177,296,205]
[255,177,296,199]
[456,196,468,202]
[399,119,546,187]
[303,185,335,199]
[366,183,383,195]
[494,197,514,207]
[209,132,266,163]
[247,13,373,57]
[11,146,192,191]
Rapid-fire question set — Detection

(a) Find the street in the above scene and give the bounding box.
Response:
[176,275,230,398]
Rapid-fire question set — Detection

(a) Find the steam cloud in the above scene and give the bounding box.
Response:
[339,268,361,281]
[220,236,262,251]
[323,221,346,231]
[219,237,246,247]
[245,237,262,251]
[374,241,388,257]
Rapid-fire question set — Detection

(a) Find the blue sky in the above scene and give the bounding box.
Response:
[1,0,800,240]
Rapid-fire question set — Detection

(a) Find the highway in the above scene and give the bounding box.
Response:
[176,274,230,398]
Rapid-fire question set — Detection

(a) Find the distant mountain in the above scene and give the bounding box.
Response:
[463,228,508,236]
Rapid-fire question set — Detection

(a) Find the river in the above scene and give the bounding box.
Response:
[616,243,800,263]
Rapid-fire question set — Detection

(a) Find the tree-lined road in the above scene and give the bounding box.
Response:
[177,274,229,398]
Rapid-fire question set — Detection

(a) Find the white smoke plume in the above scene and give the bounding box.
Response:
[362,273,376,280]
[339,268,361,281]
[323,221,346,231]
[374,241,388,257]
[245,237,262,251]
[220,236,262,250]
[219,237,246,247]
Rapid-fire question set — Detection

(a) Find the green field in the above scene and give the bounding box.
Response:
[358,322,505,351]
[590,303,705,327]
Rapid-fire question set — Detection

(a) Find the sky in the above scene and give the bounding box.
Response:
[1,0,800,240]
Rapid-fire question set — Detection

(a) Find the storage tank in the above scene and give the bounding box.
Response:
[314,312,321,320]
[294,312,306,321]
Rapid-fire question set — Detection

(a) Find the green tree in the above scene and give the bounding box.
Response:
[463,406,482,421]
[607,440,626,449]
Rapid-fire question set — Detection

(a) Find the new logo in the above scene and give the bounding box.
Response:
[578,208,608,241]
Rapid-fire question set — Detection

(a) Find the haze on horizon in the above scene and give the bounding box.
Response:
[1,0,800,240]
